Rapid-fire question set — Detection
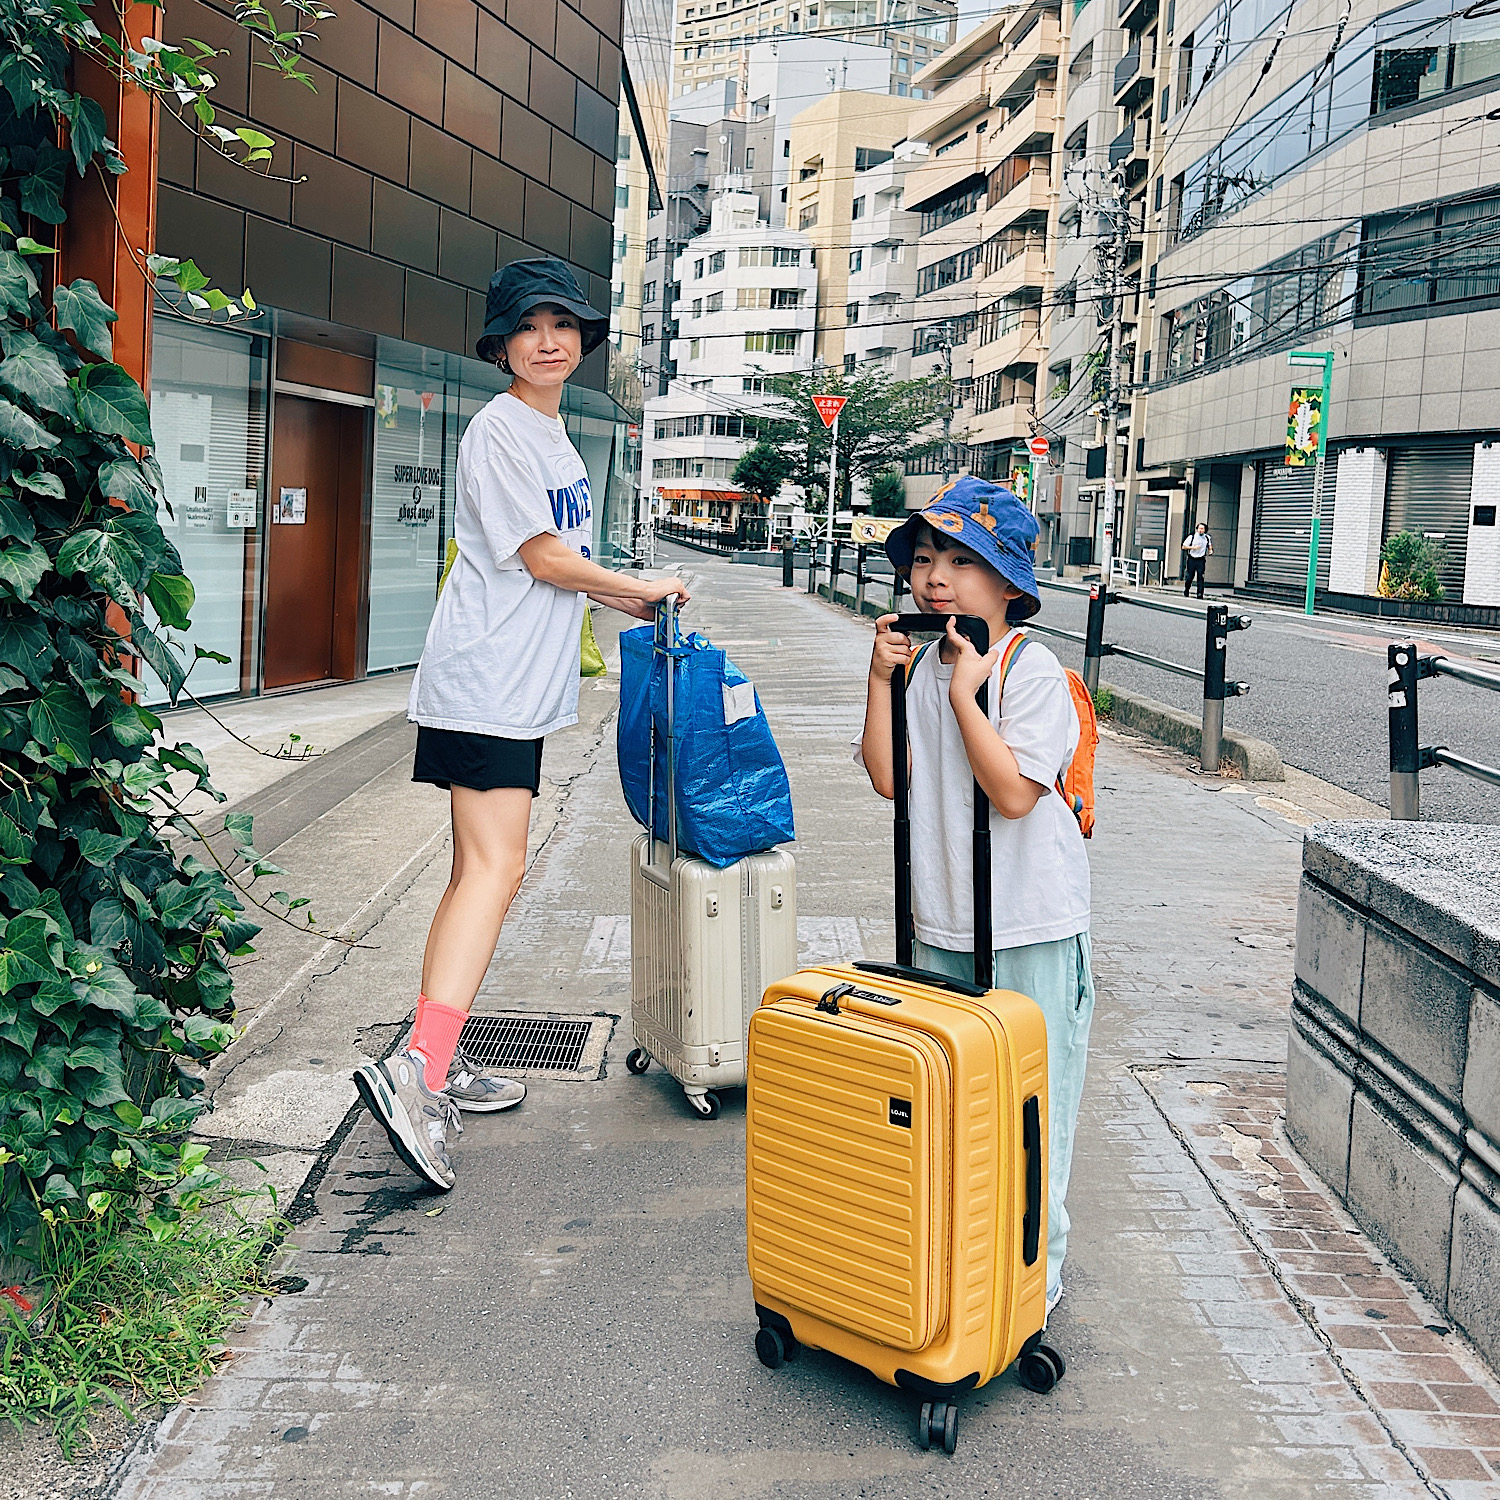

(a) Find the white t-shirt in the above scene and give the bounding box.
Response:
[860,630,1091,952]
[408,393,592,739]
[1187,532,1211,559]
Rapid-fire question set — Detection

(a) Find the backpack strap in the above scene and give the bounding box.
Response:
[1000,632,1084,821]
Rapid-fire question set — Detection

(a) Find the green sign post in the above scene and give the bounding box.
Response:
[1287,349,1334,616]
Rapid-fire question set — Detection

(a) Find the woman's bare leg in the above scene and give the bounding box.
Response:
[420,784,534,1012]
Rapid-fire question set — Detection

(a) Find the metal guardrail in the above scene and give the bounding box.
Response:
[1387,643,1500,819]
[1039,578,1252,774]
[795,540,903,615]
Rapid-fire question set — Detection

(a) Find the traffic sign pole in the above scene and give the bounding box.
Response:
[828,409,839,533]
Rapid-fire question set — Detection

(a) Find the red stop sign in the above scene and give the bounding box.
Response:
[1028,435,1049,459]
[812,395,848,428]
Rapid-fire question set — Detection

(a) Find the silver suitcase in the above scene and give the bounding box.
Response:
[624,598,797,1118]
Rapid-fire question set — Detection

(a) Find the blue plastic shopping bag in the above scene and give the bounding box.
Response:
[618,612,794,868]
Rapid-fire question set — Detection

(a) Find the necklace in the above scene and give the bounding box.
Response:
[505,389,564,442]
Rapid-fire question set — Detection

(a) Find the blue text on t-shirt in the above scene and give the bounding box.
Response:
[549,478,592,531]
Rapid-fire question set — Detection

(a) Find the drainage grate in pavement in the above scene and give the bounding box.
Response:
[457,1011,613,1080]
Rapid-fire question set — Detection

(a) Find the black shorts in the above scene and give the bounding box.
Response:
[412,726,544,795]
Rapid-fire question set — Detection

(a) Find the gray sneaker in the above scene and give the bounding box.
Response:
[446,1043,527,1113]
[353,1050,458,1191]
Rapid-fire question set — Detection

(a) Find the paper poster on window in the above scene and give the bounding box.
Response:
[1286,386,1322,466]
[276,487,307,524]
[376,385,399,429]
[149,389,213,529]
[185,485,212,528]
[226,489,257,528]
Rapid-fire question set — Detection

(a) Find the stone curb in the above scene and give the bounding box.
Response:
[1101,680,1284,781]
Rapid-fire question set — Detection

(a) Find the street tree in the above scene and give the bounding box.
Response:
[731,441,792,503]
[752,369,947,524]
[867,469,907,517]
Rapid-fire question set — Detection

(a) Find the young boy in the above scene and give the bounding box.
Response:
[858,476,1093,1317]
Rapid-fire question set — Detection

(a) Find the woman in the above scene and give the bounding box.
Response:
[355,259,689,1191]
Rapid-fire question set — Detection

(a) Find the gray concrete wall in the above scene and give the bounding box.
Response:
[1287,822,1500,1372]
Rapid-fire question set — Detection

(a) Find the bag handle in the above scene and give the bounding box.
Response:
[889,613,993,990]
[646,596,680,872]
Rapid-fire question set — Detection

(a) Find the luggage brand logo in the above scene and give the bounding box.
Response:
[889,1098,912,1129]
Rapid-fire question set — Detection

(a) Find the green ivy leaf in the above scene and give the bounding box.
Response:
[0,494,34,546]
[28,682,91,765]
[100,697,155,749]
[15,471,64,499]
[145,572,194,630]
[0,615,57,684]
[76,828,133,866]
[0,915,55,992]
[63,96,108,175]
[0,396,60,451]
[0,539,49,600]
[0,252,39,316]
[53,278,117,359]
[73,363,152,446]
[0,330,75,417]
[129,615,185,703]
[112,1099,144,1131]
[153,881,208,929]
[98,457,156,511]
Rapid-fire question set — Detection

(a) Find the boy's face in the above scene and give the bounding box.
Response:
[908,535,1021,625]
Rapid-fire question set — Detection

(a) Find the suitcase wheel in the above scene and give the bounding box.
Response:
[916,1401,957,1455]
[754,1326,786,1370]
[1017,1343,1065,1394]
[625,1048,651,1075]
[685,1089,721,1120]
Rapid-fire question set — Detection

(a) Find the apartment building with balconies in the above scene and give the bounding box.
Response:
[641,190,818,528]
[786,88,926,372]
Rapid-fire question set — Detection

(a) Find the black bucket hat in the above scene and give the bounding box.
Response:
[476,258,610,362]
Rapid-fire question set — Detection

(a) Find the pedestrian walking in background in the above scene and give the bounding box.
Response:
[857,479,1095,1318]
[354,259,689,1191]
[1181,522,1212,598]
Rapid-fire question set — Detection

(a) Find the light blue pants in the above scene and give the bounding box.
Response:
[914,931,1095,1307]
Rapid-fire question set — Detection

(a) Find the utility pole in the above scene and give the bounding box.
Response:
[1096,167,1129,585]
[939,334,955,484]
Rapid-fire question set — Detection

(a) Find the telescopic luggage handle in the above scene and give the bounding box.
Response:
[645,595,680,877]
[885,613,993,991]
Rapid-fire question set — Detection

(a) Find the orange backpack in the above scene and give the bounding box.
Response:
[997,632,1097,838]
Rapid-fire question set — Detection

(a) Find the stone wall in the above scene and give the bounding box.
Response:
[1287,822,1500,1372]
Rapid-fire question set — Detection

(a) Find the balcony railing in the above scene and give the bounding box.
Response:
[1113,43,1141,97]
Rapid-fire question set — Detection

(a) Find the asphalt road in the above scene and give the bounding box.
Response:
[1034,583,1500,823]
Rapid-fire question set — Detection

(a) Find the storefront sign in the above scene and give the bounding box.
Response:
[186,485,211,529]
[1286,385,1322,466]
[226,489,257,528]
[276,487,307,524]
[850,516,901,544]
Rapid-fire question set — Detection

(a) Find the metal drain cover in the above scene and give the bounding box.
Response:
[457,1011,613,1080]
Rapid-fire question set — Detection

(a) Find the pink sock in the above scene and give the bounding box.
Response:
[408,994,467,1091]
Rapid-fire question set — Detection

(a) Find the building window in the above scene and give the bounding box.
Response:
[694,258,705,278]
[647,238,660,258]
[1359,190,1500,315]
[708,250,726,273]
[745,147,755,168]
[779,187,788,202]
[798,204,818,229]
[852,195,865,219]
[916,245,981,297]
[934,131,968,156]
[743,376,770,392]
[653,457,739,480]
[616,183,630,207]
[783,138,790,156]
[895,83,908,96]
[644,281,657,303]
[919,178,984,236]
[745,331,800,353]
[844,353,856,373]
[846,301,860,323]
[614,235,628,260]
[690,338,702,358]
[643,323,656,343]
[707,291,724,312]
[896,56,909,72]
[849,249,863,272]
[771,287,801,308]
[691,298,703,315]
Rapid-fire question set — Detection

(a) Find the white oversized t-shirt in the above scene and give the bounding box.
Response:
[408,393,592,739]
[874,630,1091,952]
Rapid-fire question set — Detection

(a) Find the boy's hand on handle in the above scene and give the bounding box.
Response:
[946,616,998,708]
[870,614,912,684]
[643,577,691,606]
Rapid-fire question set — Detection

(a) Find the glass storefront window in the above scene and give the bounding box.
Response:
[147,317,268,703]
[368,367,454,672]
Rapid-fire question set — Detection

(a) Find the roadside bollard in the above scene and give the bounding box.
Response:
[855,544,866,616]
[781,538,795,588]
[1082,584,1108,696]
[832,541,844,600]
[1201,604,1252,775]
[1389,642,1422,820]
[807,540,819,596]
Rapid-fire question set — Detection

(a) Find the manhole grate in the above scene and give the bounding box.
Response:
[457,1011,611,1079]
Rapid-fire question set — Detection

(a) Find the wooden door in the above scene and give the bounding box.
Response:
[264,396,365,689]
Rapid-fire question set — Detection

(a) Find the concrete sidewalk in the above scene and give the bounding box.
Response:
[109,554,1500,1499]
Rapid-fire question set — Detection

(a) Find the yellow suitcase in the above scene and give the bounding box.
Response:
[745,614,1065,1455]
